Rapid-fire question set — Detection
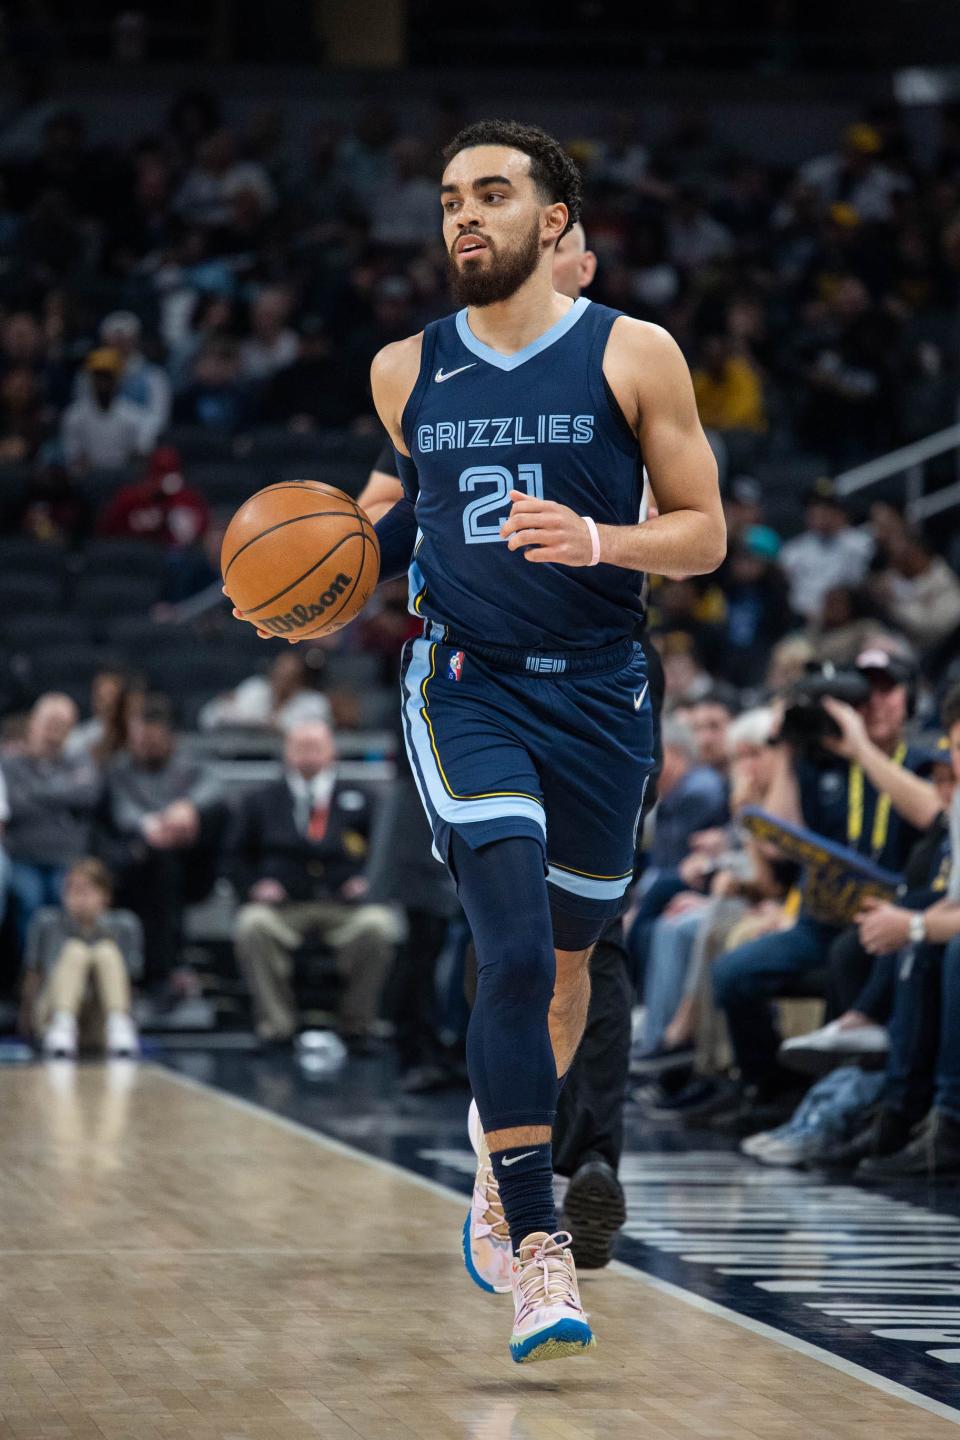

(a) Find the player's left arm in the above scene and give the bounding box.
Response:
[501,319,725,577]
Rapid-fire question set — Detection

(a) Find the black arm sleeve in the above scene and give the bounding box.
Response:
[374,439,399,477]
[374,498,418,583]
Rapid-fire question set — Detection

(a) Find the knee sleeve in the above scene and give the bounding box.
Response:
[450,833,558,1134]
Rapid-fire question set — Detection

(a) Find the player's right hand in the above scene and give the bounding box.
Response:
[223,585,273,640]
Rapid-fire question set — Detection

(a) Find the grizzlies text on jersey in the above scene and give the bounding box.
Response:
[401,298,645,651]
[396,299,655,933]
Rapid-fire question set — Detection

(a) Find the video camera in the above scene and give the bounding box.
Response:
[780,664,872,754]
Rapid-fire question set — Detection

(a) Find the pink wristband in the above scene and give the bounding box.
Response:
[581,515,601,566]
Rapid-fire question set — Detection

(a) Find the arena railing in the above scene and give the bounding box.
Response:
[834,418,960,523]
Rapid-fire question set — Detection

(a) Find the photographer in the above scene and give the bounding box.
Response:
[712,648,941,1109]
[821,686,960,1179]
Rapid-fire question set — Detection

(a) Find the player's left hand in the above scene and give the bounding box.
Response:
[501,491,597,565]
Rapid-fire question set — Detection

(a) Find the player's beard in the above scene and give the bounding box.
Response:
[448,215,542,307]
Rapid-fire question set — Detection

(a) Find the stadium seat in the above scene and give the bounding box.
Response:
[23,644,125,700]
[0,541,70,589]
[324,652,382,689]
[187,462,262,507]
[145,648,257,699]
[0,575,64,617]
[72,572,162,618]
[80,539,168,582]
[1,614,95,651]
[73,465,141,509]
[161,427,236,463]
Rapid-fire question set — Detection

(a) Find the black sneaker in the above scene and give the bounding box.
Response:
[857,1110,960,1182]
[808,1107,910,1170]
[629,1043,696,1079]
[634,1075,741,1122]
[561,1159,626,1270]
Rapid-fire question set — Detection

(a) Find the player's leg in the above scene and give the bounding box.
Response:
[550,945,593,1080]
[450,832,595,1362]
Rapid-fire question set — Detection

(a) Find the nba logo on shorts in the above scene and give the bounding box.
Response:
[447,650,465,682]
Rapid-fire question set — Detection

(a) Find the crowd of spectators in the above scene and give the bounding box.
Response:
[0,94,959,472]
[1,82,960,1180]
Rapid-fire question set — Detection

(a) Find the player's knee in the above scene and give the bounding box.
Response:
[476,925,555,1014]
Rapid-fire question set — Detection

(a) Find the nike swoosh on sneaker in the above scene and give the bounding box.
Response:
[633,682,649,712]
[435,364,477,383]
[501,1150,538,1167]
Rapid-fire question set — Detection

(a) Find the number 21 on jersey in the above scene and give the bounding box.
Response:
[460,463,543,545]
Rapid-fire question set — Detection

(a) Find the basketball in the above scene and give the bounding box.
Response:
[221,481,380,640]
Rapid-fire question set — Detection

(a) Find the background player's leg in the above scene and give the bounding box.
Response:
[449,833,558,1250]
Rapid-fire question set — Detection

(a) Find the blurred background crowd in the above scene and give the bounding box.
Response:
[0,14,959,1187]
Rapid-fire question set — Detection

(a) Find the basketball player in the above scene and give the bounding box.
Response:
[240,121,723,1363]
[369,120,723,1364]
[359,221,661,1271]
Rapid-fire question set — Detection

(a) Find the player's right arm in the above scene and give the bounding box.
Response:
[368,336,423,581]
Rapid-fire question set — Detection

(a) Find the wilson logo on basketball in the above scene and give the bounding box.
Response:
[260,572,354,634]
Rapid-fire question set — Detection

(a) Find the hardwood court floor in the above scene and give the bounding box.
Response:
[1,1062,957,1440]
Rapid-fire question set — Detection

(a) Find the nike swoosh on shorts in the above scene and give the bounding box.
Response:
[633,682,649,712]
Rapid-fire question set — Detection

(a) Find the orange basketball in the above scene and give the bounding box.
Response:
[221,481,380,640]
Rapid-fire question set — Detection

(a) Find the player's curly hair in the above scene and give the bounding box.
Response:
[442,120,582,239]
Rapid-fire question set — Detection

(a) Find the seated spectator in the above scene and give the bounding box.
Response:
[20,858,141,1060]
[875,529,960,654]
[3,694,99,950]
[1,459,93,547]
[76,312,171,449]
[692,335,766,434]
[689,689,738,775]
[781,732,956,1076]
[646,715,731,878]
[715,528,793,688]
[171,338,255,436]
[93,694,225,991]
[0,366,47,461]
[98,445,210,546]
[199,652,331,733]
[765,635,816,695]
[65,669,145,768]
[638,707,783,1065]
[239,285,300,381]
[804,584,889,667]
[230,720,397,1047]
[778,479,874,621]
[796,689,960,1178]
[712,648,941,1110]
[799,123,910,224]
[61,349,150,472]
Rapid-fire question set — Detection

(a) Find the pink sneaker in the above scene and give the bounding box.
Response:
[461,1098,513,1294]
[509,1231,596,1364]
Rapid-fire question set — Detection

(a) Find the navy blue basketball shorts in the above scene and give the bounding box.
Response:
[399,626,655,947]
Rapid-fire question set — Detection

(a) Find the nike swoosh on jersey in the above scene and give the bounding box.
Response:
[501,1150,538,1167]
[633,683,649,712]
[435,363,477,383]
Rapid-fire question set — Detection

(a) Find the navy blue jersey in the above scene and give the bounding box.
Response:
[400,298,644,651]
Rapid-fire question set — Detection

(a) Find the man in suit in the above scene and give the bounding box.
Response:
[231,720,396,1046]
